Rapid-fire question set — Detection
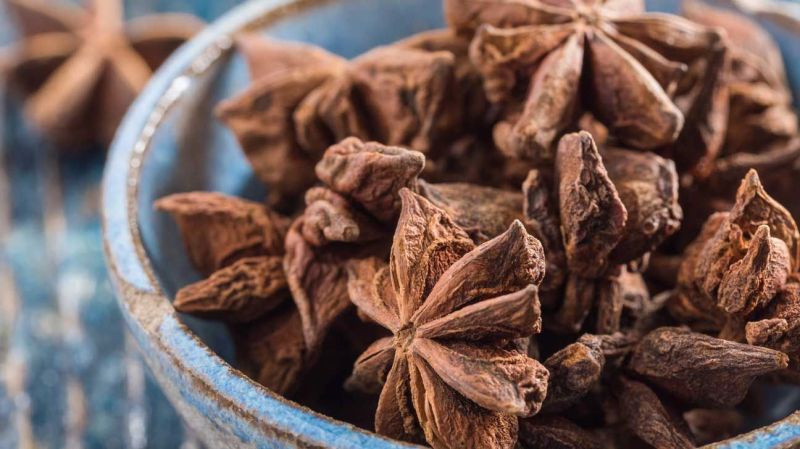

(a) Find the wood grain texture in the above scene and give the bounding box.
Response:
[0,1,241,448]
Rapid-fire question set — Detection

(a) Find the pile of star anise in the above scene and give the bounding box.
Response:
[155,1,800,448]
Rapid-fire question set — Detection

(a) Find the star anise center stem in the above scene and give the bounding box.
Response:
[575,4,600,26]
[396,325,418,352]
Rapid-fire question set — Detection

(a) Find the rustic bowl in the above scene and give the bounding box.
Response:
[102,0,800,447]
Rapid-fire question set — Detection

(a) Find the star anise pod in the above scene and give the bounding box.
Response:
[346,189,548,449]
[446,0,726,165]
[3,0,203,147]
[627,327,788,407]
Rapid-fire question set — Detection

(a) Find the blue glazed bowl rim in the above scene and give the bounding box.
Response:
[101,0,800,448]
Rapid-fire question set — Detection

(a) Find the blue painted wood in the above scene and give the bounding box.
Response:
[0,1,244,448]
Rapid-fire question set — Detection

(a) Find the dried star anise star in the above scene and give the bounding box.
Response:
[685,1,798,160]
[156,192,311,393]
[287,137,532,351]
[216,35,348,206]
[218,31,492,207]
[3,0,203,147]
[679,1,800,223]
[673,170,800,342]
[346,189,548,449]
[446,0,726,165]
[539,131,680,334]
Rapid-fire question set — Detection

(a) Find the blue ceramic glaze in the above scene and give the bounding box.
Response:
[102,0,800,447]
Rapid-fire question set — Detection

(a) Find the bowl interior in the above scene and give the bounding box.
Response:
[134,0,800,436]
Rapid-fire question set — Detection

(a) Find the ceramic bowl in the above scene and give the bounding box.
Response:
[102,0,800,447]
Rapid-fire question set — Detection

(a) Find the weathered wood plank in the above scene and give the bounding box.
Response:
[0,1,244,448]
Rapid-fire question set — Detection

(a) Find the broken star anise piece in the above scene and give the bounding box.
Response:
[449,0,727,162]
[347,189,548,449]
[627,327,789,407]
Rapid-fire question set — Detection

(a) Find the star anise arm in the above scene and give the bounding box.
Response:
[603,147,682,265]
[284,219,354,354]
[627,327,789,407]
[587,32,684,149]
[412,340,549,417]
[494,31,584,163]
[5,32,79,94]
[301,188,384,246]
[542,340,604,413]
[717,225,790,316]
[6,0,86,37]
[155,192,288,276]
[390,189,475,322]
[523,169,566,298]
[728,170,799,266]
[468,23,574,103]
[413,220,545,324]
[91,0,125,32]
[553,275,596,333]
[25,46,106,138]
[346,258,401,332]
[556,131,627,278]
[416,285,541,341]
[408,354,519,449]
[615,376,695,449]
[345,337,396,394]
[376,355,422,443]
[746,276,800,357]
[598,25,686,96]
[231,303,307,395]
[173,256,288,323]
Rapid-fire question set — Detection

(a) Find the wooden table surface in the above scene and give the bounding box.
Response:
[0,1,243,448]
